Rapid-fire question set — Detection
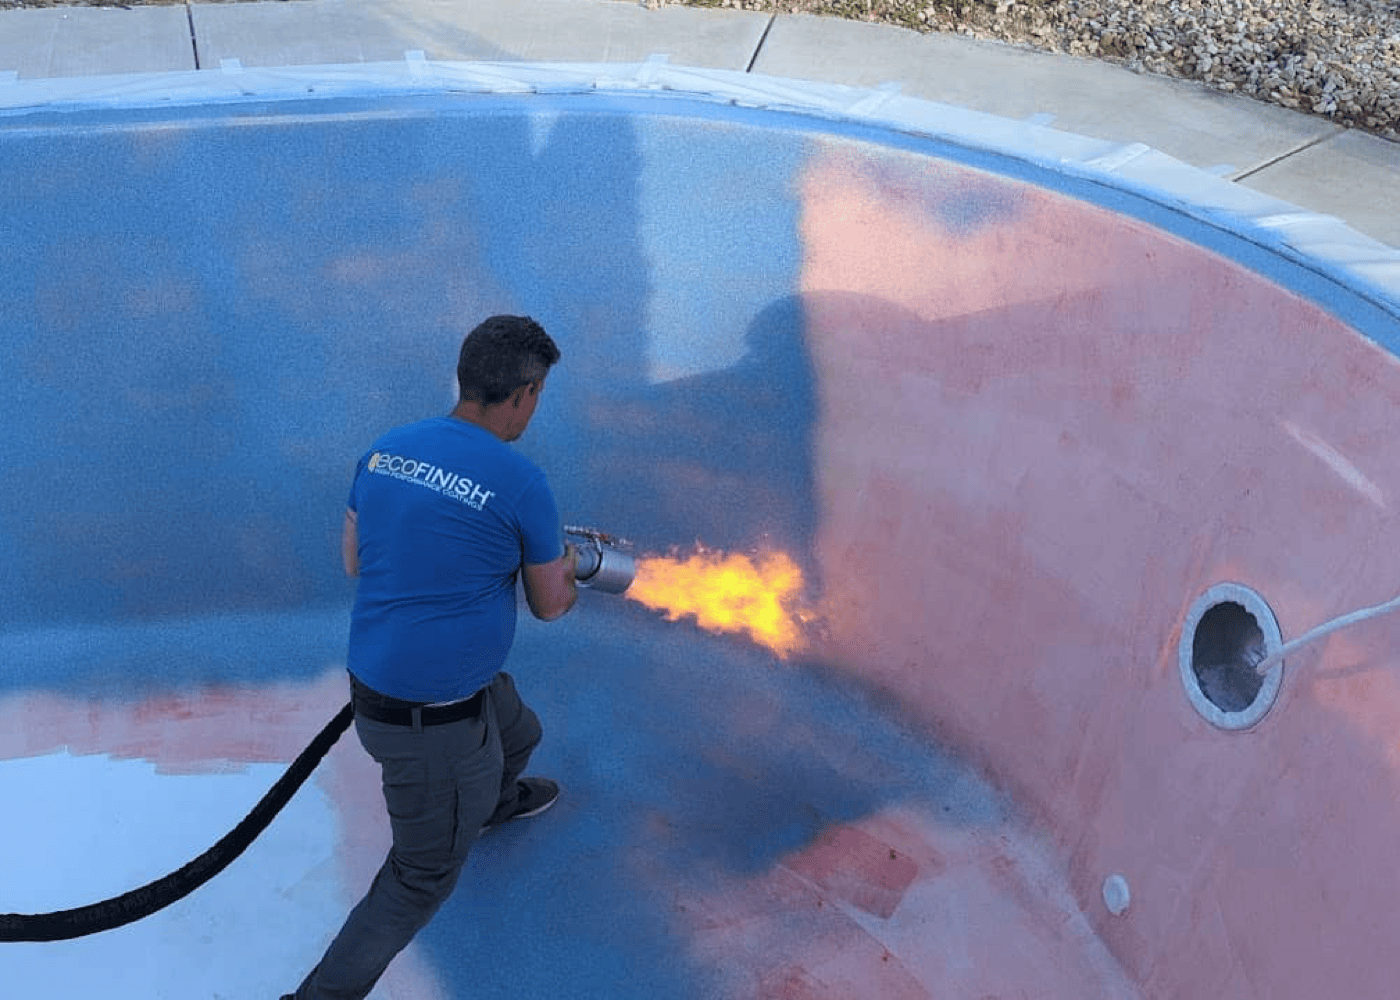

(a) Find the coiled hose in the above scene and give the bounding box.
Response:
[0,702,352,942]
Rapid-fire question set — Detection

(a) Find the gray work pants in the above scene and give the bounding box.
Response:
[292,671,542,1000]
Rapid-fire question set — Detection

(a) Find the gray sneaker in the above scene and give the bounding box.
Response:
[482,777,559,831]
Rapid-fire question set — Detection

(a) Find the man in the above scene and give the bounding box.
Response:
[283,315,578,1000]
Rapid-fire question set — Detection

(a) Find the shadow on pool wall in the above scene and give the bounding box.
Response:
[0,98,816,693]
[2,90,1399,998]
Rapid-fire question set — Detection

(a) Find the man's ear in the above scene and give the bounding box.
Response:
[511,379,542,407]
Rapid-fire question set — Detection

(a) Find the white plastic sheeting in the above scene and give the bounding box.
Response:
[1,52,1397,313]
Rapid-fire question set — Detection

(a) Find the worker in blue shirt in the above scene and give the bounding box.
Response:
[285,314,578,1000]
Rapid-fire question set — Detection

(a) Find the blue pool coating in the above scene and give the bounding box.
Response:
[1,91,1396,655]
[433,610,1011,1000]
[1,81,1397,999]
[0,90,859,999]
[0,96,816,656]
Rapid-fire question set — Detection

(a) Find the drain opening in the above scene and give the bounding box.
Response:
[1179,583,1283,730]
[1192,601,1265,713]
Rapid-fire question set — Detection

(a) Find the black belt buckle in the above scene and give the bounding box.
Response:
[352,678,484,727]
[418,690,484,726]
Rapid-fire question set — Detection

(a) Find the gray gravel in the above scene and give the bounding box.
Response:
[692,0,1400,141]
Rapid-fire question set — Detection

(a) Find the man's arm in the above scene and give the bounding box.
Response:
[521,545,578,621]
[341,508,359,578]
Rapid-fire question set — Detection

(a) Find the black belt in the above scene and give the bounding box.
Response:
[351,680,485,727]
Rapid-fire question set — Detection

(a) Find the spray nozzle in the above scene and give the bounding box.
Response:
[564,525,636,594]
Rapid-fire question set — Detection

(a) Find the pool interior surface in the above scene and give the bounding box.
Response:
[4,84,1396,999]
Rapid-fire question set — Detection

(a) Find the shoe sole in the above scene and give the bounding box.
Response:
[511,793,559,820]
[480,784,559,833]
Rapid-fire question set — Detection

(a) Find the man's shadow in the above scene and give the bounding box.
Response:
[552,294,819,569]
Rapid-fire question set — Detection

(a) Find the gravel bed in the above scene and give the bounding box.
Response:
[683,0,1400,141]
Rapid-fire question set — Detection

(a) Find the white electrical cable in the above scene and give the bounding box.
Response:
[1252,590,1400,674]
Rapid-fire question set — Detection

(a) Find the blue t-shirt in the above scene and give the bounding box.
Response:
[346,416,564,702]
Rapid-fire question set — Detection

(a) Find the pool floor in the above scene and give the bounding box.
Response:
[1,603,1136,999]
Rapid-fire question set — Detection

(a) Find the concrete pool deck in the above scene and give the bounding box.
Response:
[1,0,1398,252]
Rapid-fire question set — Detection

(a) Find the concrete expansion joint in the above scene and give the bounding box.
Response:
[183,0,201,71]
[745,13,776,74]
[1229,125,1347,183]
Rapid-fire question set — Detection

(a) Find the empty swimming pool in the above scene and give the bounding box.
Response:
[2,61,1399,1000]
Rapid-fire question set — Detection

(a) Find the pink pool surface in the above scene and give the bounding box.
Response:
[1,77,1398,999]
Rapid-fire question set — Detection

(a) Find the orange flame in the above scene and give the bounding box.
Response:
[625,547,808,658]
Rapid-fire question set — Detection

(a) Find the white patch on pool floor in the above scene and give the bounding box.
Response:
[0,749,346,1000]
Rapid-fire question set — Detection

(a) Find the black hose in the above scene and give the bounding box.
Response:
[0,701,353,943]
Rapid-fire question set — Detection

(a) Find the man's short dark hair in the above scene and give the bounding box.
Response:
[456,315,561,406]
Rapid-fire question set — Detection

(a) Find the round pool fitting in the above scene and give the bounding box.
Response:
[1102,874,1131,917]
[1179,582,1284,730]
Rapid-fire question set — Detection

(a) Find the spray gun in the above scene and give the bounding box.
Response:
[565,525,636,594]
